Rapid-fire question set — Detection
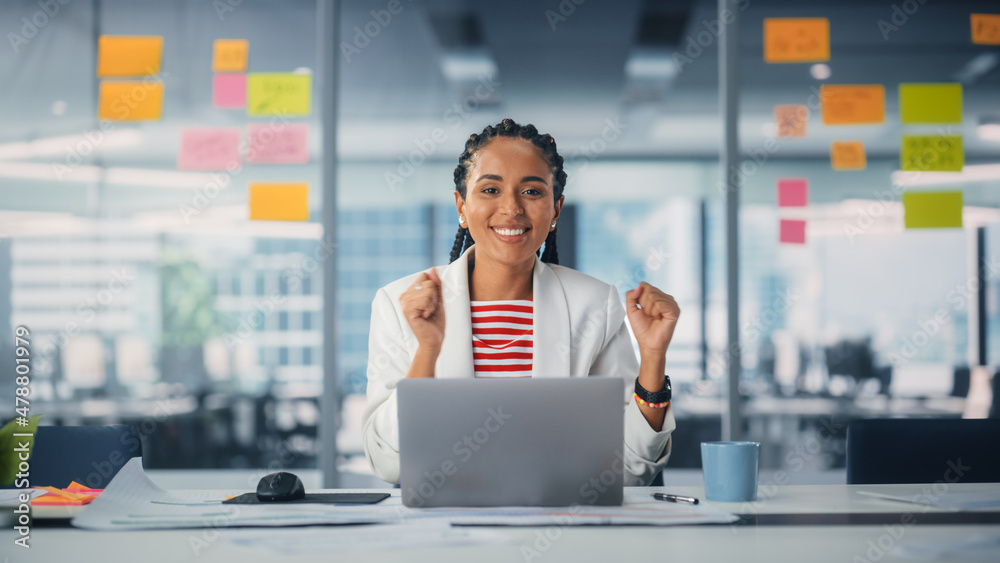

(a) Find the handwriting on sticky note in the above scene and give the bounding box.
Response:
[831,141,866,171]
[247,73,311,116]
[901,135,964,172]
[214,73,247,109]
[213,39,249,72]
[903,191,963,229]
[247,124,309,164]
[775,105,808,138]
[820,85,885,125]
[178,128,242,171]
[971,14,1000,45]
[899,83,962,124]
[777,179,808,207]
[249,183,309,221]
[97,35,163,77]
[98,81,164,121]
[780,220,806,244]
[764,18,830,63]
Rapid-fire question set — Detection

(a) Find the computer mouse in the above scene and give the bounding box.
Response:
[256,471,306,502]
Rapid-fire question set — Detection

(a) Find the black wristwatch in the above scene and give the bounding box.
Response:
[634,375,672,404]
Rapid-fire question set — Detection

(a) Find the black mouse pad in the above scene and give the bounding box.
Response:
[222,492,390,505]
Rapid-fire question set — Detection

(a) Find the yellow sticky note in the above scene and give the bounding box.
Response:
[98,81,164,121]
[247,73,311,116]
[831,141,866,171]
[902,191,963,229]
[213,39,249,72]
[971,14,1000,45]
[97,35,163,77]
[820,85,885,125]
[899,83,962,124]
[249,183,309,221]
[763,18,830,63]
[901,135,964,172]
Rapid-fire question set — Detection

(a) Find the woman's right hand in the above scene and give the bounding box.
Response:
[399,267,446,353]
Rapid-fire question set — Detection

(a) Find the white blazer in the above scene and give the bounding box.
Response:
[361,245,676,486]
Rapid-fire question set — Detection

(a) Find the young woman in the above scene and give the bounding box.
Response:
[362,119,680,486]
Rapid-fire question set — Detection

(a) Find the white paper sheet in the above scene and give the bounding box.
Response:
[857,490,1000,511]
[224,522,515,556]
[0,489,45,505]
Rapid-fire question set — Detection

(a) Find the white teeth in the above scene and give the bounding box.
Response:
[495,228,526,236]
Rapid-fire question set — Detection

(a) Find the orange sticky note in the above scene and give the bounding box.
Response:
[97,35,163,77]
[763,18,830,63]
[831,141,866,171]
[249,183,309,221]
[98,81,164,121]
[971,14,1000,45]
[213,39,249,72]
[780,220,806,244]
[775,105,808,138]
[820,85,885,125]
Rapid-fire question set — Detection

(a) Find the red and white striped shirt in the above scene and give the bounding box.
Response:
[471,299,533,378]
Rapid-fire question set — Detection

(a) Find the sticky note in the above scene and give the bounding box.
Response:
[763,18,830,63]
[247,124,309,164]
[820,85,885,125]
[213,39,249,72]
[178,128,242,170]
[213,73,247,108]
[899,83,962,124]
[902,191,963,229]
[98,81,164,121]
[971,14,1000,45]
[97,35,163,77]
[901,135,964,172]
[775,105,808,138]
[779,220,806,244]
[831,141,866,171]
[249,183,309,221]
[777,179,808,207]
[247,73,311,116]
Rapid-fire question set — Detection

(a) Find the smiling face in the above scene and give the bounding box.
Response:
[455,137,564,270]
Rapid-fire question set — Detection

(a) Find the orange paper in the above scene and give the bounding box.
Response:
[820,85,885,125]
[775,105,808,138]
[249,183,309,221]
[98,81,164,121]
[831,141,866,170]
[97,35,163,77]
[764,18,830,63]
[971,14,1000,45]
[213,39,249,72]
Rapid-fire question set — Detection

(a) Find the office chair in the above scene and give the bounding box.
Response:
[29,425,143,488]
[846,418,1000,484]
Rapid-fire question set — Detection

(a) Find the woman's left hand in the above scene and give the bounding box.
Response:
[625,282,680,358]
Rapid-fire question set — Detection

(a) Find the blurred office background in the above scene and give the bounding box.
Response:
[1,0,999,485]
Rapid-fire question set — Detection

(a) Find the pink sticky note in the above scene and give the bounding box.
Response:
[213,73,246,109]
[247,123,309,164]
[777,178,808,207]
[177,128,241,170]
[780,219,806,244]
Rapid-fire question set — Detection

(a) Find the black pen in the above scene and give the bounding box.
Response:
[652,493,699,505]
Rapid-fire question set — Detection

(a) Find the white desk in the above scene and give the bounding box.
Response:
[3,483,998,563]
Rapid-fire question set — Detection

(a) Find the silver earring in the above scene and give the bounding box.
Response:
[459,217,465,224]
[550,223,557,228]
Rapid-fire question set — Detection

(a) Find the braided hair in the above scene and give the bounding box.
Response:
[450,118,567,264]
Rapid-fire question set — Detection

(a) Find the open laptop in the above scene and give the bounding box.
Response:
[397,377,624,507]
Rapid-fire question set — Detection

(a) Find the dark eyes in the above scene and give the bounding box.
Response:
[481,187,543,195]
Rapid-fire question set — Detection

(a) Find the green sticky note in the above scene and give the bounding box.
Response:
[902,191,963,229]
[899,83,962,124]
[247,73,311,116]
[900,135,963,172]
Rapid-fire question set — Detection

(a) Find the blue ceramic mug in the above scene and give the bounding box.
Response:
[701,441,760,502]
